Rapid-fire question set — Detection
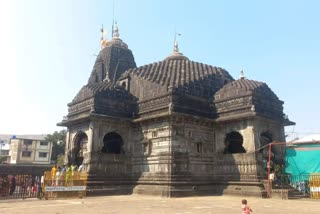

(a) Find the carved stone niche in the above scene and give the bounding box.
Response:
[142,138,152,156]
[119,78,129,91]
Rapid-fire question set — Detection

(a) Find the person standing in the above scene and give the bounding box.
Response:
[36,176,42,199]
[55,166,61,186]
[78,160,85,172]
[51,164,57,186]
[9,176,16,195]
[60,165,66,186]
[71,163,78,173]
[65,164,72,186]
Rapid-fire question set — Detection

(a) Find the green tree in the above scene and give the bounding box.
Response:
[56,154,65,166]
[0,156,6,164]
[45,130,66,163]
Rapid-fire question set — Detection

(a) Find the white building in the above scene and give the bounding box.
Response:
[0,138,10,163]
[9,137,52,164]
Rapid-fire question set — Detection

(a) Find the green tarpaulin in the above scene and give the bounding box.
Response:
[285,144,320,176]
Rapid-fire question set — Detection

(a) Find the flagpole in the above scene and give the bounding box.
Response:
[174,28,176,48]
[112,0,115,38]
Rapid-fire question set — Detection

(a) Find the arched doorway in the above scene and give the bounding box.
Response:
[224,131,246,154]
[73,132,88,166]
[101,132,124,154]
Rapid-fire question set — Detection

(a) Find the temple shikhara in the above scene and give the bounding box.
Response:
[58,23,294,197]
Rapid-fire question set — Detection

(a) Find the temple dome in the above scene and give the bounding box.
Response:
[101,22,128,49]
[122,40,233,93]
[126,60,233,87]
[215,78,279,102]
[104,37,128,49]
[164,51,189,61]
[121,58,234,101]
[164,53,189,61]
[214,78,285,122]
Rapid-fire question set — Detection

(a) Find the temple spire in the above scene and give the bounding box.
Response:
[173,40,179,53]
[113,22,119,39]
[164,31,188,61]
[173,31,181,53]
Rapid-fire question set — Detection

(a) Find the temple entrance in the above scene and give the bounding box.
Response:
[224,131,246,154]
[73,132,88,166]
[101,132,124,154]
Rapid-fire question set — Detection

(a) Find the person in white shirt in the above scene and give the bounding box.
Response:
[78,160,86,172]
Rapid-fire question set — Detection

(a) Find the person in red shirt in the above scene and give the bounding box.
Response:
[241,199,253,214]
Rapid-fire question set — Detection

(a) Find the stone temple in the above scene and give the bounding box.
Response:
[58,24,294,197]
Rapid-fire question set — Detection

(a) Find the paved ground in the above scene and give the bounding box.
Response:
[0,195,319,214]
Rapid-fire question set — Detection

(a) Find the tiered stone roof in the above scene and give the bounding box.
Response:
[87,45,136,85]
[215,78,279,102]
[122,56,234,101]
[71,81,135,105]
[61,26,290,124]
[126,60,232,87]
[214,78,284,121]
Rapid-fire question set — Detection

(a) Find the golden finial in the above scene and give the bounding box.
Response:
[100,24,107,49]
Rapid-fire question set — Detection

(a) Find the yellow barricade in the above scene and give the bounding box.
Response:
[43,171,88,199]
[309,173,320,199]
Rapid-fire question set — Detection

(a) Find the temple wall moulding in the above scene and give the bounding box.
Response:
[215,96,252,111]
[68,98,94,114]
[138,94,171,113]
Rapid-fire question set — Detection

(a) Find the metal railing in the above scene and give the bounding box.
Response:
[0,174,42,200]
[288,174,310,196]
[280,173,320,199]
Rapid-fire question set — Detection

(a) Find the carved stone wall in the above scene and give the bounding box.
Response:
[132,119,171,174]
[137,95,171,117]
[87,117,132,175]
[212,153,263,180]
[172,93,214,117]
[215,119,256,153]
[94,96,136,118]
[253,116,286,155]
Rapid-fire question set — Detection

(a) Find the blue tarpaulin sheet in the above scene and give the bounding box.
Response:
[285,144,320,176]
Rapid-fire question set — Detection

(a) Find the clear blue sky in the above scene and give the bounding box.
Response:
[0,0,319,140]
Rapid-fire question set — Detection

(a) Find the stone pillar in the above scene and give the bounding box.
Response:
[64,129,71,164]
[241,125,255,152]
[88,122,94,153]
